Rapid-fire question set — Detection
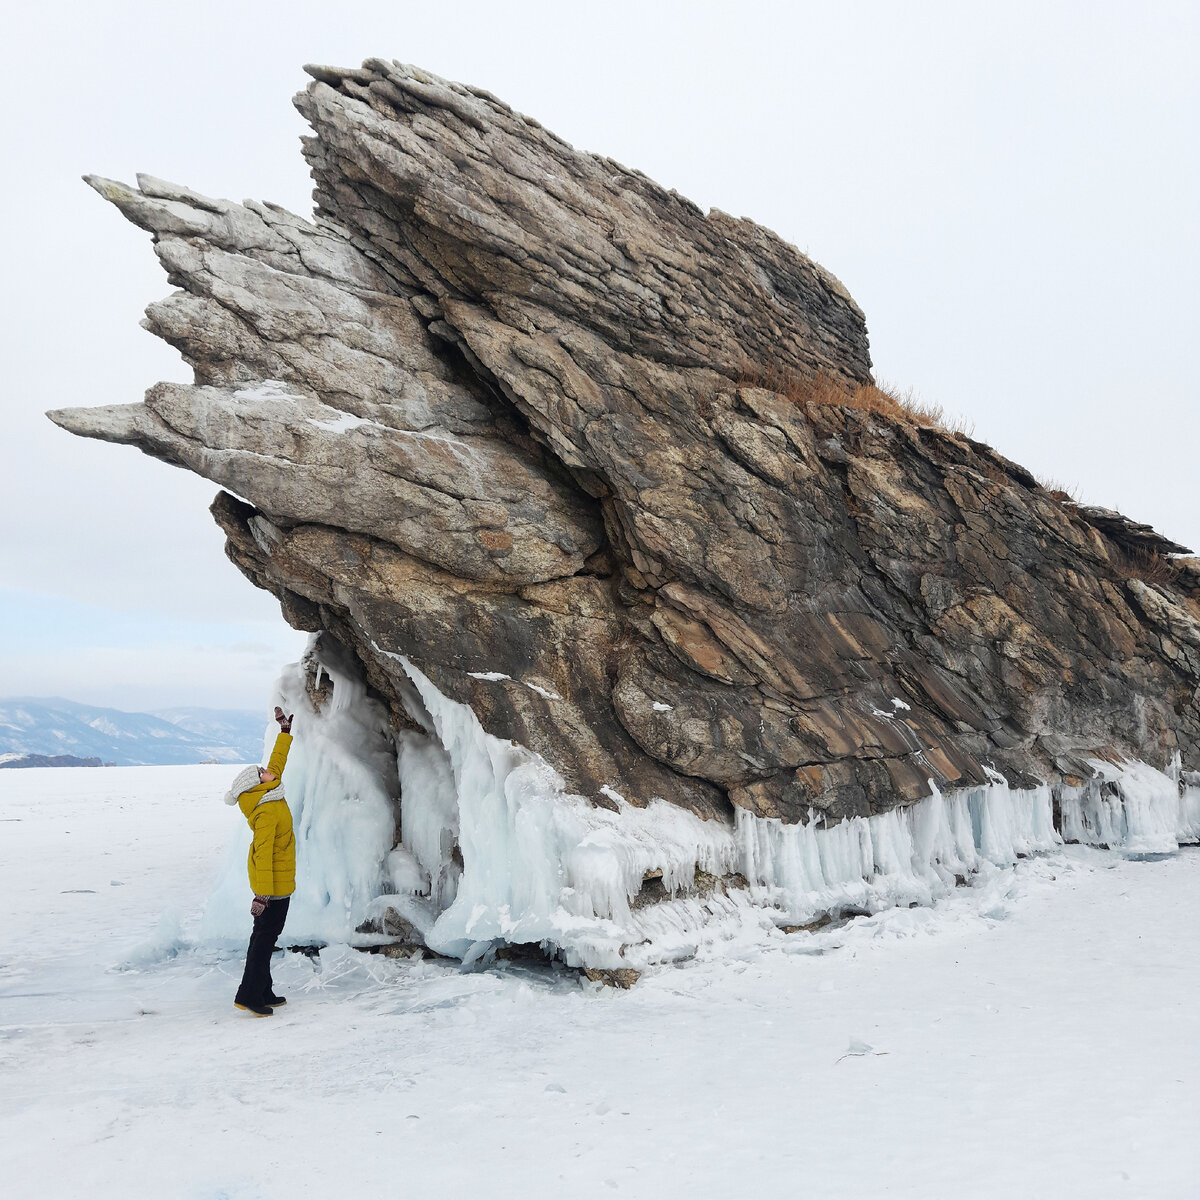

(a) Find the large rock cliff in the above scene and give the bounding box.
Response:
[50,61,1200,959]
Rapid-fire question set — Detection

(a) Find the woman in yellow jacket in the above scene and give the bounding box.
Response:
[225,706,296,1017]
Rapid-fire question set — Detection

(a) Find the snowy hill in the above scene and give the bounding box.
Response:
[0,698,266,766]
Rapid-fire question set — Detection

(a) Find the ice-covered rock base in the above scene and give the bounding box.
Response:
[1058,755,1200,854]
[206,643,1200,970]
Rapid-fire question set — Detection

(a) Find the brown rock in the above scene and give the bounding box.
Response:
[582,967,641,989]
[48,58,1199,836]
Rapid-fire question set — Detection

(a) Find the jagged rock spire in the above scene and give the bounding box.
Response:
[52,60,1200,820]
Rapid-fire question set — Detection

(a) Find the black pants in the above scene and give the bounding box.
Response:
[235,896,290,1006]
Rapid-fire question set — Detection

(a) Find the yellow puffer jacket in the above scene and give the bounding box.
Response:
[236,732,296,897]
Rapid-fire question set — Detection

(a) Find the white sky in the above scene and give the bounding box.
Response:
[2,0,1196,712]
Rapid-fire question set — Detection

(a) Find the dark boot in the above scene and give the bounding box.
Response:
[234,1001,274,1017]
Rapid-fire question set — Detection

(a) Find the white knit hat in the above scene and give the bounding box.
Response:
[224,765,262,806]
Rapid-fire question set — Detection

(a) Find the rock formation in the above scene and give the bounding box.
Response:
[49,61,1200,960]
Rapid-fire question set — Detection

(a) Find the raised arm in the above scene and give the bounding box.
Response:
[265,707,294,776]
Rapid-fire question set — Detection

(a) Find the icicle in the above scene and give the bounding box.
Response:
[734,778,1058,928]
[1057,758,1195,854]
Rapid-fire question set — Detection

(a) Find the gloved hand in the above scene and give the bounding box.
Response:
[274,706,293,734]
[251,896,269,918]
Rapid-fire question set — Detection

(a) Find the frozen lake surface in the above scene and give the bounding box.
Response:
[1,765,1197,1198]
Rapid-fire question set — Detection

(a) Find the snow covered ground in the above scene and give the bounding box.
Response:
[1,765,1197,1199]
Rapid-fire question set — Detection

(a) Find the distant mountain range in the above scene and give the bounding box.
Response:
[0,698,270,766]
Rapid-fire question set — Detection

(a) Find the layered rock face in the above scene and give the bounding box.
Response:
[53,59,1200,838]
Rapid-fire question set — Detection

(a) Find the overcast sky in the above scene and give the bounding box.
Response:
[2,0,1195,712]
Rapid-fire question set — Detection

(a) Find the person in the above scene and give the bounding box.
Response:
[224,706,296,1017]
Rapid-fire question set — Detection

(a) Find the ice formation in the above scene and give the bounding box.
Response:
[737,778,1058,923]
[1058,755,1200,855]
[201,653,398,944]
[204,644,1200,967]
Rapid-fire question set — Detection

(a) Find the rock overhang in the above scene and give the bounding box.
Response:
[49,58,1200,827]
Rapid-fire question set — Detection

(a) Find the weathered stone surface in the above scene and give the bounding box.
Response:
[51,59,1199,826]
[1071,505,1192,558]
[357,906,425,956]
[582,967,641,989]
[56,176,601,585]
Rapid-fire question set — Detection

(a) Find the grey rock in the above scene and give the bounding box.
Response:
[1071,505,1192,558]
[51,59,1199,828]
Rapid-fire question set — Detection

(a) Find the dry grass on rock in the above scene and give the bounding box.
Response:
[736,365,973,437]
[1112,547,1182,588]
[1034,475,1081,504]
